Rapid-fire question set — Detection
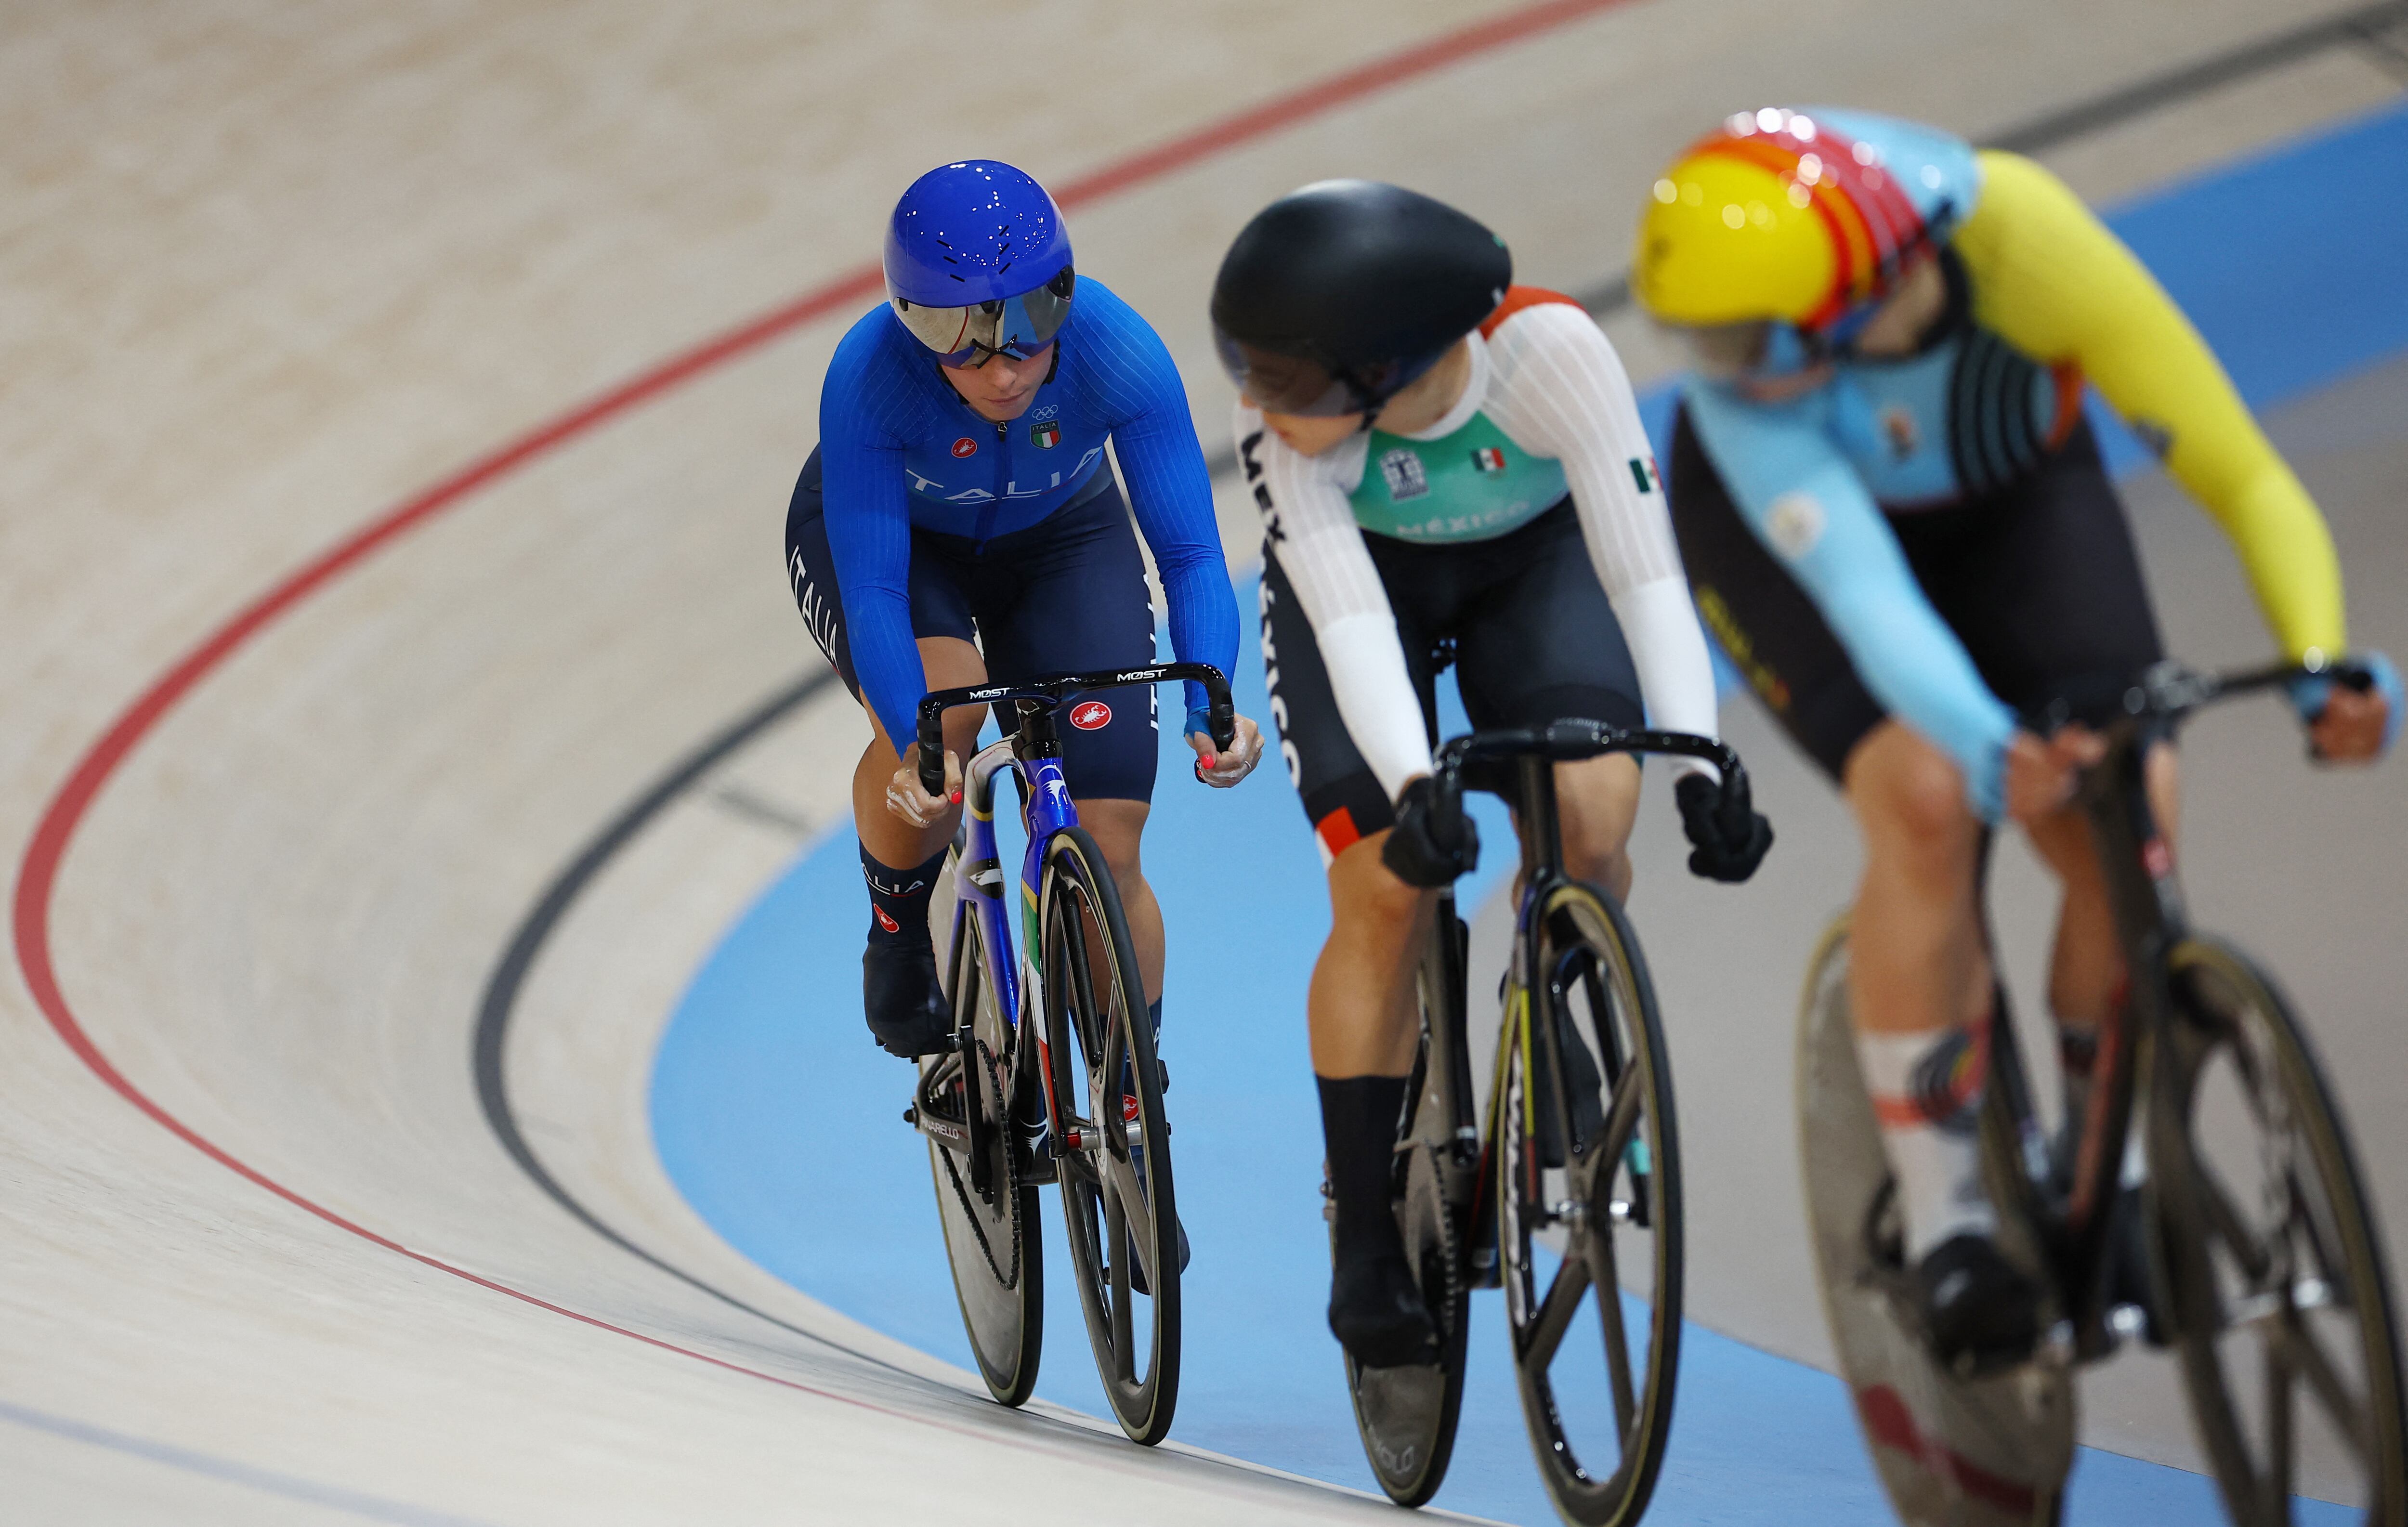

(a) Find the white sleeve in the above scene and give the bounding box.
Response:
[1482,304,1723,776]
[1236,407,1432,801]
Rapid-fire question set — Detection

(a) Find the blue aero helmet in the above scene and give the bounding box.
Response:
[884,159,1076,367]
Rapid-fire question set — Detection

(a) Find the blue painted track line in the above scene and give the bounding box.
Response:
[653,99,2405,1524]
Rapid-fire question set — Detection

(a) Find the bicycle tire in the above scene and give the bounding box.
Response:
[2149,936,2408,1526]
[1343,909,1474,1506]
[1796,917,2074,1527]
[925,887,1043,1406]
[1039,825,1180,1445]
[1499,881,1680,1527]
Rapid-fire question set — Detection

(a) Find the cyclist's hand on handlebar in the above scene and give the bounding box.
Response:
[1673,770,1773,883]
[1188,710,1266,787]
[2294,652,2400,764]
[2003,725,2103,825]
[1380,776,1479,888]
[886,744,962,828]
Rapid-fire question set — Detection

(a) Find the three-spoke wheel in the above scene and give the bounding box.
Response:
[2150,937,2408,1526]
[1040,825,1180,1445]
[1500,883,1683,1527]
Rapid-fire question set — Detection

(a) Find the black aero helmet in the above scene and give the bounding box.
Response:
[1211,180,1511,417]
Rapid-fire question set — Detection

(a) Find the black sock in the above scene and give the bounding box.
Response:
[1148,997,1162,1033]
[1318,1074,1410,1269]
[861,843,947,947]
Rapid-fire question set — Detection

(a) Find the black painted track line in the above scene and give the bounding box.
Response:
[467,666,908,1368]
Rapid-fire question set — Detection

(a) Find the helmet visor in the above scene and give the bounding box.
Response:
[1671,319,1773,381]
[1665,317,1838,383]
[891,266,1074,365]
[1213,327,1447,418]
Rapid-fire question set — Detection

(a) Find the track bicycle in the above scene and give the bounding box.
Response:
[1345,718,1752,1526]
[1798,657,2407,1526]
[899,662,1235,1447]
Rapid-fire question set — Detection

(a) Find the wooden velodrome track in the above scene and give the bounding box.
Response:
[5,2,2405,1521]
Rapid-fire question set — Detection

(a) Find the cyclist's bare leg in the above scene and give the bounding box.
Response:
[1843,722,1993,1039]
[1510,753,1642,903]
[1841,721,1999,1258]
[854,636,987,869]
[1077,797,1164,1006]
[2020,744,2179,1129]
[1311,832,1438,1356]
[1310,834,1433,1077]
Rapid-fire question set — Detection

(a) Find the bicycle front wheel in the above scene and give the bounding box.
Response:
[1039,825,1179,1445]
[1499,881,1680,1527]
[2149,937,2407,1525]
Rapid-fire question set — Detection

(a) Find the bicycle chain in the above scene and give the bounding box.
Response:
[934,1036,1023,1294]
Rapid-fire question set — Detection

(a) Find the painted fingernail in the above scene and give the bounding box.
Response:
[950,789,963,804]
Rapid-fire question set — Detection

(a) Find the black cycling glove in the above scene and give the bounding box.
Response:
[1381,777,1480,888]
[1675,770,1773,884]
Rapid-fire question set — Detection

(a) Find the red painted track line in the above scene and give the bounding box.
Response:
[10,0,1639,1436]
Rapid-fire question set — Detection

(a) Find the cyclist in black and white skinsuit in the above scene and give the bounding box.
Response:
[1213,182,1774,1368]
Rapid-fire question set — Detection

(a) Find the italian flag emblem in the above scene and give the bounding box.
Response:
[1628,455,1661,494]
[1470,445,1506,474]
[1030,420,1060,448]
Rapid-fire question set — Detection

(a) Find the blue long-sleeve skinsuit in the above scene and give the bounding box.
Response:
[790,277,1239,796]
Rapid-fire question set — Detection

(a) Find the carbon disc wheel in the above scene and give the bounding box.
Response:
[1344,1031,1472,1506]
[1796,919,2073,1527]
[925,893,1042,1407]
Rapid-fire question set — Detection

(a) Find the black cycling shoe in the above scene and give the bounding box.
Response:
[863,938,952,1058]
[1330,1252,1440,1369]
[1914,1233,2043,1373]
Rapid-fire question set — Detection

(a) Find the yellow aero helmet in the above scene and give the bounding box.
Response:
[1632,109,1935,333]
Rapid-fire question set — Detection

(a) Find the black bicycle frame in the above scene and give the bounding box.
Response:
[1417,720,1745,1214]
[2012,659,2355,1354]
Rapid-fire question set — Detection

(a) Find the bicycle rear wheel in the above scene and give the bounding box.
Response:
[1797,918,2073,1527]
[1344,908,1473,1505]
[1039,825,1179,1445]
[924,889,1042,1406]
[2149,937,2407,1525]
[1498,881,1679,1527]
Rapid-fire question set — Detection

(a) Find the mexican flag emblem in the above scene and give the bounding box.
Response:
[1470,445,1506,475]
[1030,420,1060,448]
[1627,455,1662,494]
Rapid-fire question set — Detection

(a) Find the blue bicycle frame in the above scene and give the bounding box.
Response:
[916,663,1234,1142]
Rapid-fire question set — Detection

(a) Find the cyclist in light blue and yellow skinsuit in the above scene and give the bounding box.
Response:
[1630,107,2399,1366]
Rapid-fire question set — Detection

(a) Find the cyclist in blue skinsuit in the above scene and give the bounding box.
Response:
[788,159,1265,1058]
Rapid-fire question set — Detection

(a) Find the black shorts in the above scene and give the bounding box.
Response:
[1668,411,2165,782]
[1262,497,1645,861]
[786,446,1162,803]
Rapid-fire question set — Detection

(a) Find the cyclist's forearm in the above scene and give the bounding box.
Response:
[2174,455,2346,660]
[1608,576,1722,776]
[1155,560,1240,722]
[846,588,926,755]
[1318,613,1434,799]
